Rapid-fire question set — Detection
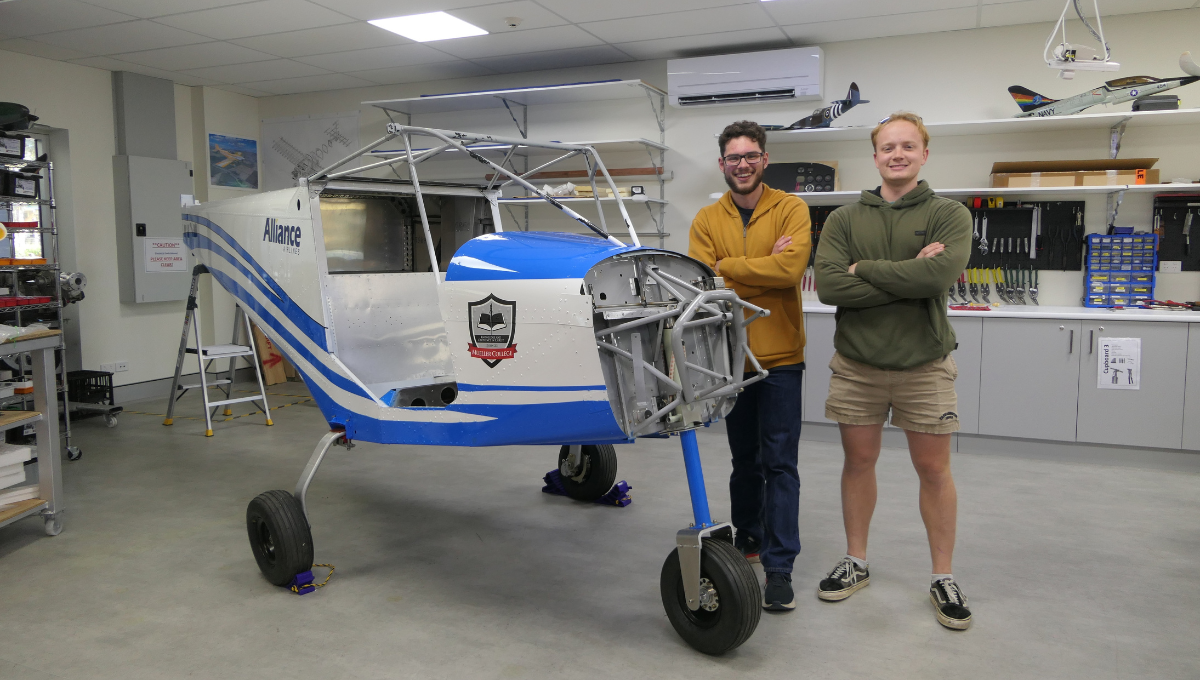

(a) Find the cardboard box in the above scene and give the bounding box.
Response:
[992,168,1159,188]
[251,322,287,386]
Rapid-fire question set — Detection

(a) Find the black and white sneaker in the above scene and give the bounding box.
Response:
[735,534,761,564]
[817,556,870,601]
[929,577,972,630]
[762,573,795,611]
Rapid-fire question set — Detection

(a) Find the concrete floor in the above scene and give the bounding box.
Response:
[1,384,1198,679]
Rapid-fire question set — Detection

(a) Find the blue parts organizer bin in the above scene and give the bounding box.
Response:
[1084,234,1158,307]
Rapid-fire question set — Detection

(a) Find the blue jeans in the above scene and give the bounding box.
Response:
[725,364,804,574]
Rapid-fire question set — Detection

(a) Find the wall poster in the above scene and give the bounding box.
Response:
[1097,337,1141,390]
[261,112,360,191]
[208,133,259,190]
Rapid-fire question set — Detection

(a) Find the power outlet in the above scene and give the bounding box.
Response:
[1159,261,1183,273]
[100,361,128,373]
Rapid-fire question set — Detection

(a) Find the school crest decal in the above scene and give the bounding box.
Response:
[467,294,517,367]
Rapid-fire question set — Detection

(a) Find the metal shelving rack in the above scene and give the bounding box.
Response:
[0,131,77,459]
[365,80,671,246]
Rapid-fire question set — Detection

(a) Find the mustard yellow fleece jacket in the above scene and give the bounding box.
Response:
[688,185,812,369]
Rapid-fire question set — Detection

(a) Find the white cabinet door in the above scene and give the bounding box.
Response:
[979,318,1082,441]
[1185,324,1200,451]
[1075,321,1189,449]
[949,317,983,435]
[802,313,837,423]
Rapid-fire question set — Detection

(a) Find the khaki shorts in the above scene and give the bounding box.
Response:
[825,352,960,434]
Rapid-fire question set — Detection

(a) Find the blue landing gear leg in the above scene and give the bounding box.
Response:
[659,429,761,655]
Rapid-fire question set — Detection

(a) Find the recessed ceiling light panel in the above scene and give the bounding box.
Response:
[369,11,488,42]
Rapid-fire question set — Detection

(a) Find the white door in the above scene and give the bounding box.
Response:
[979,318,1082,442]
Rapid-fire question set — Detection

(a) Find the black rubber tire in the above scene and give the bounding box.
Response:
[246,490,314,587]
[556,444,617,501]
[660,537,761,655]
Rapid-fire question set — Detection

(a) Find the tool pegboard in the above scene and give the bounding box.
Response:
[964,201,1085,271]
[1151,194,1200,271]
[807,204,838,268]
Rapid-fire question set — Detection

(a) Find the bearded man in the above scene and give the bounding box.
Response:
[688,120,812,611]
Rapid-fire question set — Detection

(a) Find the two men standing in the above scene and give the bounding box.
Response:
[688,113,974,629]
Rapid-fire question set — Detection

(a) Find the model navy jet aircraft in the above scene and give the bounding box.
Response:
[764,82,869,130]
[1010,52,1200,117]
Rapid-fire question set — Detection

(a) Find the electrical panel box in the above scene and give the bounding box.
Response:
[113,155,193,303]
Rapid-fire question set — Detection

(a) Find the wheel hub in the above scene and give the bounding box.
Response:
[561,452,589,482]
[698,577,719,612]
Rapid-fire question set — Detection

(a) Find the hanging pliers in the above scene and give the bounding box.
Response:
[1028,268,1039,305]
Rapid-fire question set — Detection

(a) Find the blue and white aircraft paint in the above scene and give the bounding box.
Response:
[183,124,771,655]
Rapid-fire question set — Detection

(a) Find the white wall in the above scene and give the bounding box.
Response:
[2,7,1198,390]
[260,7,1200,305]
[0,51,260,387]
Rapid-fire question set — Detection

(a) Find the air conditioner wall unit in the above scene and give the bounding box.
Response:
[667,47,823,108]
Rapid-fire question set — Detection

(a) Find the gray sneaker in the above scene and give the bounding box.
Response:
[929,577,972,630]
[817,556,870,601]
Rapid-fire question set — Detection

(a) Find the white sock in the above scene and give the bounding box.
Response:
[847,555,867,569]
[931,573,953,584]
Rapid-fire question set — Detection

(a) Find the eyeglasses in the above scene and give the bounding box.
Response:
[722,152,764,166]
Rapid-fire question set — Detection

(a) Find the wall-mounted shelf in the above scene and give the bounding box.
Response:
[0,158,49,170]
[366,79,665,116]
[768,107,1200,144]
[793,182,1200,204]
[499,196,668,206]
[0,195,52,206]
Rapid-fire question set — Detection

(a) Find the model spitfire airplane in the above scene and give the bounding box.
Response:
[763,82,869,130]
[1010,52,1200,117]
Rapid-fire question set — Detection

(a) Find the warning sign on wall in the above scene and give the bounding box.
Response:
[144,238,187,273]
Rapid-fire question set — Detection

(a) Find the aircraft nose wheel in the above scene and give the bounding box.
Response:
[556,444,617,501]
[246,490,314,586]
[660,537,761,655]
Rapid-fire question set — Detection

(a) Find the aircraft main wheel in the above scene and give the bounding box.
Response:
[246,490,313,587]
[556,444,617,501]
[660,537,761,656]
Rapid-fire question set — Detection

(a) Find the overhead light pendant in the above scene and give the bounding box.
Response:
[369,11,488,42]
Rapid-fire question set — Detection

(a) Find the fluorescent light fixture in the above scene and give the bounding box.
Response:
[369,11,488,42]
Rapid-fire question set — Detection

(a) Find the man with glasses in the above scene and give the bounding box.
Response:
[688,120,811,611]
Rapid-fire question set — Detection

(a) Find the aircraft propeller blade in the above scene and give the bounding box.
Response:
[1180,51,1200,77]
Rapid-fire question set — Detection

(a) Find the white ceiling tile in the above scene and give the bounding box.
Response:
[155,0,356,40]
[0,0,136,36]
[763,0,976,25]
[239,73,376,94]
[546,0,753,24]
[112,41,277,70]
[294,43,458,71]
[472,44,634,74]
[79,0,251,19]
[350,60,497,85]
[0,37,94,61]
[212,84,275,97]
[612,27,791,61]
[304,0,504,22]
[431,24,602,60]
[29,20,211,55]
[181,58,333,83]
[229,22,412,58]
[783,7,978,44]
[979,0,1074,27]
[581,4,777,44]
[450,1,569,33]
[67,55,222,85]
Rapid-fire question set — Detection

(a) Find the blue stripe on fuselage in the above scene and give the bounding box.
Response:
[184,231,328,351]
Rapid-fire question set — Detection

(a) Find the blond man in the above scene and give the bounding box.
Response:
[814,112,974,629]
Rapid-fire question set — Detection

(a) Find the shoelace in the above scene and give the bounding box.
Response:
[936,578,963,605]
[829,558,858,580]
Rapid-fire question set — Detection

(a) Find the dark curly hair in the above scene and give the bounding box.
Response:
[718,120,767,156]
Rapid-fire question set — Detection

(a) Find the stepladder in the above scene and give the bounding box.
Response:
[165,267,273,436]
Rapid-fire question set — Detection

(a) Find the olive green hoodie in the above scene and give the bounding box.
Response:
[814,181,971,370]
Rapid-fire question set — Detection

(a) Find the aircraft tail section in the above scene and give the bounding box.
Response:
[1180,51,1200,77]
[1008,85,1056,112]
[846,81,869,105]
